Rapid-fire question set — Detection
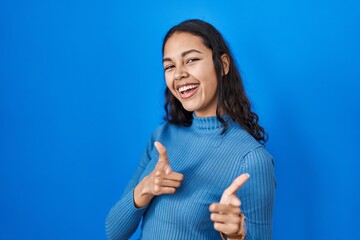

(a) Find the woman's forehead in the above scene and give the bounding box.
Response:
[163,32,209,57]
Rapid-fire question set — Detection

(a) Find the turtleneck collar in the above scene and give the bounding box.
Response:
[191,113,231,131]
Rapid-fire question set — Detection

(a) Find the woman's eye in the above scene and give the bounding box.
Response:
[164,65,174,71]
[187,58,199,64]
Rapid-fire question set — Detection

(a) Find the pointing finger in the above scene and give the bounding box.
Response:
[154,141,169,163]
[223,173,250,196]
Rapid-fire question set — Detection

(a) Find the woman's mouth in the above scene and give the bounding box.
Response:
[178,84,199,99]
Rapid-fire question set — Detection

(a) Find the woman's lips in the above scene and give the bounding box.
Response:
[178,84,199,99]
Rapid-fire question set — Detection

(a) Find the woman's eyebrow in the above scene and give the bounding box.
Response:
[163,49,203,63]
[181,49,203,57]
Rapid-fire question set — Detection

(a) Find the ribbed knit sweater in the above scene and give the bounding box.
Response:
[106,115,275,240]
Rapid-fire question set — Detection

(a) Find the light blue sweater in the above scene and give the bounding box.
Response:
[106,115,275,239]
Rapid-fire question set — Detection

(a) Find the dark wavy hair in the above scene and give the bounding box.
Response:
[162,19,268,144]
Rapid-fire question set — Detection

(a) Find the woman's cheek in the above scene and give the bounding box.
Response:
[165,77,173,90]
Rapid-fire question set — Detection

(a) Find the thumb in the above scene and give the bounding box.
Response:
[154,141,172,174]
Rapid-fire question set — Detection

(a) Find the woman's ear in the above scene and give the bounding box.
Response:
[221,54,230,76]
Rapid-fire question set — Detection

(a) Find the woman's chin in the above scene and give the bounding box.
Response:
[181,104,197,113]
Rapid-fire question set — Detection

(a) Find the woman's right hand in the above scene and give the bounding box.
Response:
[133,141,184,208]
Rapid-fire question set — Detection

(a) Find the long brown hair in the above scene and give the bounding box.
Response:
[162,19,268,144]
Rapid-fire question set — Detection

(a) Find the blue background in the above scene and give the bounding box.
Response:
[1,0,359,239]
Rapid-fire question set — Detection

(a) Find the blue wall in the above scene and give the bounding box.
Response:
[1,0,359,239]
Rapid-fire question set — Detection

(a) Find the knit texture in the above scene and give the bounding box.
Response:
[106,115,275,240]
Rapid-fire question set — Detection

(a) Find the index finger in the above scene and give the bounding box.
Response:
[223,173,250,196]
[154,141,169,163]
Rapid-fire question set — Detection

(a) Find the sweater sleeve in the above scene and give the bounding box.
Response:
[105,138,155,240]
[239,147,276,240]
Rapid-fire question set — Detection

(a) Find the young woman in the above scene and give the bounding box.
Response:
[106,19,275,240]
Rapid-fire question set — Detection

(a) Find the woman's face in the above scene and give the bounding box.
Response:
[163,32,219,117]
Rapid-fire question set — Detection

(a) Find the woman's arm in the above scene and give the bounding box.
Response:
[105,140,183,240]
[209,146,275,240]
[239,147,276,240]
[105,140,154,240]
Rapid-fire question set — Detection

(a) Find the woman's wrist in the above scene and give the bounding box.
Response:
[133,177,153,208]
[220,213,247,240]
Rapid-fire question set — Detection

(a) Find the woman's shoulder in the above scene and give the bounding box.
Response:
[151,121,190,137]
[224,122,274,161]
[148,122,179,145]
[227,122,262,147]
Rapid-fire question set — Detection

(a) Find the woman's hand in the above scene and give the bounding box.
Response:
[209,174,249,239]
[134,141,184,208]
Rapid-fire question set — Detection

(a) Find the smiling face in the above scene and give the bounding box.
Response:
[163,32,220,117]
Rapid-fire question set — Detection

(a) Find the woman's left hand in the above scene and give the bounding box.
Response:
[209,173,249,237]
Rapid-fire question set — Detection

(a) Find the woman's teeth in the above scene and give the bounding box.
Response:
[179,84,198,93]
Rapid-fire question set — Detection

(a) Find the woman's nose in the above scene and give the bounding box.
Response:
[174,66,188,80]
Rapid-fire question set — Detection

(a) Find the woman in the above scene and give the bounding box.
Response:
[106,19,275,240]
